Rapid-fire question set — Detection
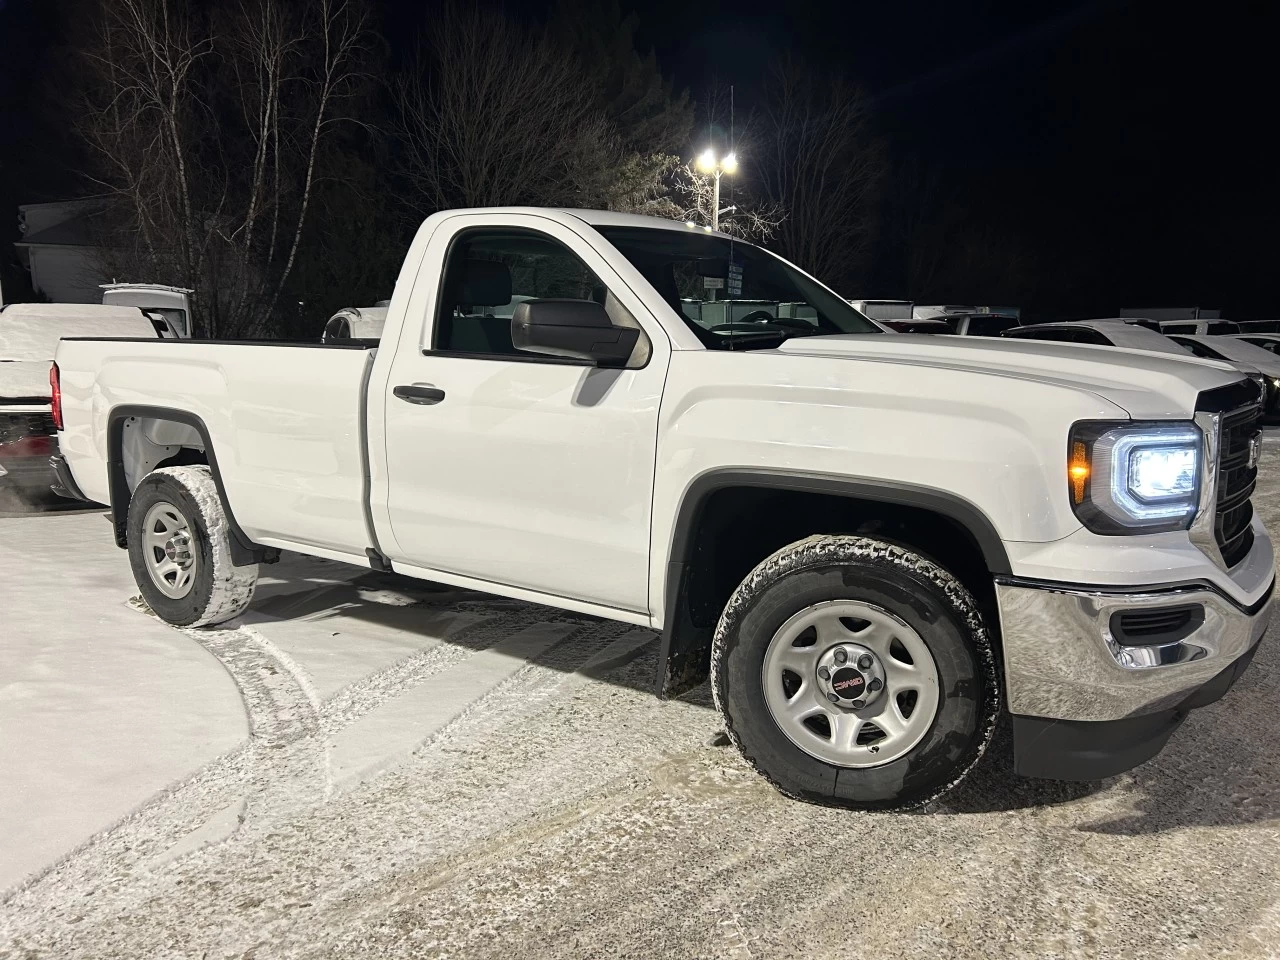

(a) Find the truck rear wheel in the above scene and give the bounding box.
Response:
[127,466,258,627]
[711,535,999,811]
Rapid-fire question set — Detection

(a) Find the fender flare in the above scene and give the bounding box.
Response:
[105,404,269,566]
[656,468,1012,698]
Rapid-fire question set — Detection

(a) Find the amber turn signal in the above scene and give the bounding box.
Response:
[1069,440,1090,504]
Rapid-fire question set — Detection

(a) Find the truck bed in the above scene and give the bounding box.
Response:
[56,338,379,559]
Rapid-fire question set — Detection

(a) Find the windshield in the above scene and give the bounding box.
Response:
[595,226,881,349]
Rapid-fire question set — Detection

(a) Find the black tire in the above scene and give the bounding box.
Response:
[711,534,1000,811]
[127,465,258,627]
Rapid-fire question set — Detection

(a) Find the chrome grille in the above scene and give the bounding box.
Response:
[1215,403,1261,568]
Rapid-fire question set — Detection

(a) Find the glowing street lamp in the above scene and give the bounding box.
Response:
[695,149,737,229]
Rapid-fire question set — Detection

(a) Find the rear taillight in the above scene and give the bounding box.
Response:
[50,362,63,431]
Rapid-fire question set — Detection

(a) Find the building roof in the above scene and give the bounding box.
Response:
[15,219,94,247]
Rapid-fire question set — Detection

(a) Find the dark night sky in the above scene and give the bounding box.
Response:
[628,0,1278,316]
[2,0,1277,316]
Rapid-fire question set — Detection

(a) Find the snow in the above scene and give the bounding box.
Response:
[0,512,249,890]
[0,305,158,361]
[326,620,579,785]
[4,442,1279,956]
[0,361,52,401]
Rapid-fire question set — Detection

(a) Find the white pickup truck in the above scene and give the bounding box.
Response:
[52,208,1274,810]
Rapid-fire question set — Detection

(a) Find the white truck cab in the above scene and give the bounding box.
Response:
[50,209,1274,811]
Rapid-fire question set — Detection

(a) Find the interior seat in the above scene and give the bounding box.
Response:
[438,259,516,354]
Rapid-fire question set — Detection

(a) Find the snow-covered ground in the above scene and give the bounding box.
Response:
[0,510,247,889]
[3,440,1280,958]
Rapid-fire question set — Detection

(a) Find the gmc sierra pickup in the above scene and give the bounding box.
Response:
[52,208,1274,810]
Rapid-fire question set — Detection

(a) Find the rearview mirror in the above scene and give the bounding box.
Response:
[511,299,639,367]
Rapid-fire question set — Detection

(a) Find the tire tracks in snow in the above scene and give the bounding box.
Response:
[0,598,656,928]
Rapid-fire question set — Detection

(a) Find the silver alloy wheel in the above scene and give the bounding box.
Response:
[142,500,199,600]
[761,599,941,768]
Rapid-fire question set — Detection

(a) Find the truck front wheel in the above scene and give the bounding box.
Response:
[127,466,258,627]
[711,535,999,811]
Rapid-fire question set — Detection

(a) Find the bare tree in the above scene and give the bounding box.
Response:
[667,162,784,240]
[71,0,371,337]
[396,4,629,213]
[755,58,884,292]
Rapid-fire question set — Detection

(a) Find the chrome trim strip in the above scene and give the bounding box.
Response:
[1189,408,1225,570]
[993,570,1275,616]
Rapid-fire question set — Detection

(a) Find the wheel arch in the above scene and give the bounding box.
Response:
[106,404,270,565]
[656,468,1012,698]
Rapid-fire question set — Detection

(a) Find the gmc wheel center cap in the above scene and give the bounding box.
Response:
[830,667,866,697]
[816,643,886,707]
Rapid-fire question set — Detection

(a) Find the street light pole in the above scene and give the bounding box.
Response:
[696,148,738,231]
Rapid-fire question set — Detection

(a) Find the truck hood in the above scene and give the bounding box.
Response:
[774,333,1245,419]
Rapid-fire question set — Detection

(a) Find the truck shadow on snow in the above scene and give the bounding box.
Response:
[245,555,669,702]
[246,554,1280,832]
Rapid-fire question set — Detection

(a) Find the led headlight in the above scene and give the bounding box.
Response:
[1068,421,1202,533]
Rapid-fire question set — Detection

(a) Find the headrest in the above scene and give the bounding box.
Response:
[449,259,512,307]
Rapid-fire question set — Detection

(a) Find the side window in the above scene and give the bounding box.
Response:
[1162,323,1195,334]
[1073,328,1112,345]
[1175,339,1223,360]
[433,229,647,363]
[968,316,1016,337]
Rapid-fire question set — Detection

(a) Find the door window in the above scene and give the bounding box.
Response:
[1071,327,1113,345]
[433,229,646,363]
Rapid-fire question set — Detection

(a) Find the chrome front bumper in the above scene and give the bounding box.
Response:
[996,575,1273,722]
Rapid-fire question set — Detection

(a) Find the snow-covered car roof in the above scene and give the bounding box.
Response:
[1011,320,1190,355]
[1168,334,1280,374]
[0,303,160,361]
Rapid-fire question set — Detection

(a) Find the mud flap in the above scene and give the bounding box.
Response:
[655,561,713,698]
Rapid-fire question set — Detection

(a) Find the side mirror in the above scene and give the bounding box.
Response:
[511,299,640,367]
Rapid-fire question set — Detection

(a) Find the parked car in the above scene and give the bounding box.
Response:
[1003,319,1190,354]
[322,306,388,343]
[1166,335,1280,421]
[914,305,1022,323]
[912,304,976,319]
[53,207,1272,811]
[100,283,194,338]
[1232,333,1280,355]
[1065,315,1164,331]
[938,313,1021,336]
[877,318,952,333]
[849,299,913,322]
[1160,319,1241,336]
[1234,320,1280,334]
[0,304,162,500]
[1121,307,1223,323]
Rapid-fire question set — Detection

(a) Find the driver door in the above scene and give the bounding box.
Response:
[381,214,669,616]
